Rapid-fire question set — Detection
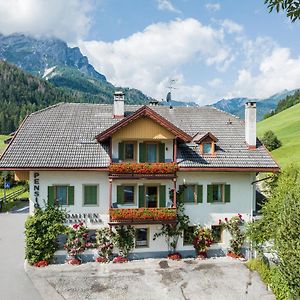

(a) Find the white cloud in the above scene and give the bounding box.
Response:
[205,3,221,12]
[221,19,243,34]
[0,0,91,42]
[208,78,223,88]
[156,0,181,13]
[79,18,232,104]
[231,47,300,98]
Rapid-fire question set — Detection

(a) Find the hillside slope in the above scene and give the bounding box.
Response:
[257,103,300,167]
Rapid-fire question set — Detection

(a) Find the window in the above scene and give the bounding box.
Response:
[55,186,68,205]
[146,143,158,162]
[212,225,222,243]
[203,143,212,154]
[123,186,135,204]
[183,226,196,245]
[207,184,230,203]
[212,184,224,202]
[124,142,135,160]
[135,228,149,248]
[146,186,158,207]
[83,185,98,205]
[184,185,196,203]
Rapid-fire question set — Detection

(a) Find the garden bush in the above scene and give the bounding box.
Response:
[112,225,135,258]
[25,204,66,265]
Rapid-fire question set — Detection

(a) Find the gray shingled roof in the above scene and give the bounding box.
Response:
[0,103,279,170]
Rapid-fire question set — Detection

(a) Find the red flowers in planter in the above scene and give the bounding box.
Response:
[109,208,177,222]
[34,260,48,267]
[109,162,178,174]
[113,256,128,263]
[167,252,182,260]
[96,257,108,263]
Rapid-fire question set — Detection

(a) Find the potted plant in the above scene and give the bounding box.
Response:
[64,222,89,265]
[193,226,213,259]
[95,227,113,263]
[111,225,135,263]
[220,214,245,258]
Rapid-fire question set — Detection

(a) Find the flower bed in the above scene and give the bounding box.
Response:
[109,208,177,222]
[109,162,178,174]
[167,252,182,260]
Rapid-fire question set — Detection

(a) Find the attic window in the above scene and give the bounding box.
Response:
[192,132,218,156]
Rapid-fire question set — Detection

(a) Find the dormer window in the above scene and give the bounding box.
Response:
[192,132,218,156]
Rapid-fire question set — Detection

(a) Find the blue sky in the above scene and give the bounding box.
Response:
[1,0,300,104]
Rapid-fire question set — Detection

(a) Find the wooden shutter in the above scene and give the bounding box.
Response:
[159,185,166,208]
[178,185,184,202]
[138,186,145,207]
[48,186,54,206]
[207,185,213,203]
[197,185,203,203]
[159,143,165,162]
[117,186,124,204]
[68,186,74,205]
[225,185,231,203]
[139,143,146,163]
[84,185,97,205]
[118,142,124,161]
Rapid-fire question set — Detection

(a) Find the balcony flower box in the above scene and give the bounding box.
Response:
[109,208,177,222]
[109,162,178,175]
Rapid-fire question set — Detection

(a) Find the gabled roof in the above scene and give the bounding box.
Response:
[193,132,219,144]
[95,105,192,142]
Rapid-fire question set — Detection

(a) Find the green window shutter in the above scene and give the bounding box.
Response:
[84,185,98,205]
[197,185,203,203]
[159,143,165,162]
[48,186,55,206]
[118,142,124,161]
[138,186,145,207]
[225,185,231,203]
[159,185,166,208]
[178,185,185,202]
[68,186,74,206]
[139,143,146,163]
[207,185,213,203]
[117,186,124,204]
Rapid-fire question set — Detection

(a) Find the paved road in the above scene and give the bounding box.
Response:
[0,212,42,300]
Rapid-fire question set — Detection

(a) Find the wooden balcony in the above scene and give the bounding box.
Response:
[108,162,178,179]
[109,207,177,225]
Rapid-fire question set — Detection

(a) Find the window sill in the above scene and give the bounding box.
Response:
[83,204,99,207]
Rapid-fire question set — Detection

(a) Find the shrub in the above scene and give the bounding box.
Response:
[247,165,300,298]
[96,227,113,260]
[220,214,245,255]
[192,226,213,255]
[25,204,66,265]
[64,222,89,258]
[261,130,281,151]
[112,225,135,258]
[246,259,291,300]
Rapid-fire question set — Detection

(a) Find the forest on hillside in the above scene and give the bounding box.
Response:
[0,61,149,134]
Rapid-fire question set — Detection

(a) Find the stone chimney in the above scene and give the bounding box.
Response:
[113,91,125,119]
[245,101,256,149]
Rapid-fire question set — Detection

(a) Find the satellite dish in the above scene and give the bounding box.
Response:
[166,91,171,102]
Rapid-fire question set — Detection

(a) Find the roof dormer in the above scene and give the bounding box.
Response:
[193,132,218,156]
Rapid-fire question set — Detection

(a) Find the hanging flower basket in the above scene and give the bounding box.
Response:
[109,162,178,175]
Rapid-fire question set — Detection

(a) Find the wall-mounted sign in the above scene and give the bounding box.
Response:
[66,213,102,224]
[33,172,40,207]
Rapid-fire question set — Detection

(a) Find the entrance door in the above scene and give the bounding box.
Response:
[146,186,158,208]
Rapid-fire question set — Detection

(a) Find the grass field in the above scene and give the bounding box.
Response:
[0,135,9,154]
[257,103,300,168]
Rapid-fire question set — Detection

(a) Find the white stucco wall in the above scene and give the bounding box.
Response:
[29,170,256,253]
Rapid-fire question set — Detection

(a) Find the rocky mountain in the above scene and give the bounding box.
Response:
[211,89,297,121]
[0,33,151,104]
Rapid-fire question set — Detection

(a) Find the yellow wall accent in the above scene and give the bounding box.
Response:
[113,117,175,140]
[14,171,29,181]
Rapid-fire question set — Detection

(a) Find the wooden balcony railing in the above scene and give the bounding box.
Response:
[109,207,177,224]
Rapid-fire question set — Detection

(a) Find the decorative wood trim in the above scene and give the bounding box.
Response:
[95,105,192,142]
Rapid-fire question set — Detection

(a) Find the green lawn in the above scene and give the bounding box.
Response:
[0,185,29,198]
[257,103,300,168]
[0,135,9,154]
